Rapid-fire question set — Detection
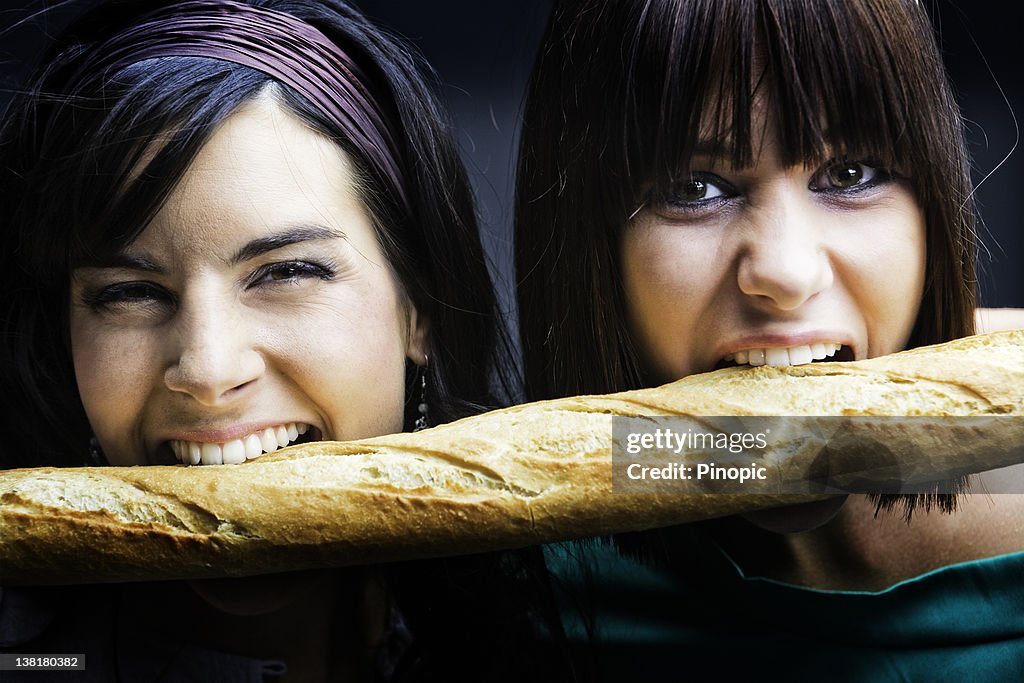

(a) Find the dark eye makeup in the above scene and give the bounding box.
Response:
[657,172,738,213]
[648,157,897,219]
[809,159,893,194]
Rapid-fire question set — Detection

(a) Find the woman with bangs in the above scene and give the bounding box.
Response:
[516,0,1024,679]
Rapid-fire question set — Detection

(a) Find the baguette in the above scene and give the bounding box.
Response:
[2,330,1023,584]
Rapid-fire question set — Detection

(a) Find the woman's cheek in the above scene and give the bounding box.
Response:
[621,219,723,380]
[274,291,410,441]
[70,325,154,464]
[840,202,926,355]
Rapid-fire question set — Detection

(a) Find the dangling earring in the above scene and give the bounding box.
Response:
[87,436,107,466]
[414,356,430,432]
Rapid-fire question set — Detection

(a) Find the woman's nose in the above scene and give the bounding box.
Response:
[163,292,265,405]
[735,196,834,311]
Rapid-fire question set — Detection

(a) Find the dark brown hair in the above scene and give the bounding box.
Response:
[0,0,513,468]
[0,2,568,678]
[516,0,977,403]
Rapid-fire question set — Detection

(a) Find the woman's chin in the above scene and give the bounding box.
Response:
[188,569,332,616]
[741,495,849,534]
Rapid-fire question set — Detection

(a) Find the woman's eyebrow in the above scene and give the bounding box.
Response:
[230,225,347,264]
[77,253,163,272]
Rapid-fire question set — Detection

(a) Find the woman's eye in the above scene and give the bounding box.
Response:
[662,174,733,207]
[251,260,336,286]
[87,281,170,309]
[811,160,889,192]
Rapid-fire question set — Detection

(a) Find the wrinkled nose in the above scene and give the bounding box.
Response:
[163,293,265,405]
[736,199,834,311]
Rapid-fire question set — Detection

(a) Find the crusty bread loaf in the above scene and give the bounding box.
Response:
[2,330,1022,584]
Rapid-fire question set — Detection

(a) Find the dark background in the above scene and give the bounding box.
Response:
[1,0,1021,327]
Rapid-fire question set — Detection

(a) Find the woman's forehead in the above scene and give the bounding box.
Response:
[154,103,360,239]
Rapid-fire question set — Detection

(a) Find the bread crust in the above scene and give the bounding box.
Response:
[2,330,1022,584]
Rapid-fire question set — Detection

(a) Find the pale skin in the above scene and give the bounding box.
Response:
[622,107,1024,591]
[69,97,426,467]
[622,142,925,381]
[67,96,425,680]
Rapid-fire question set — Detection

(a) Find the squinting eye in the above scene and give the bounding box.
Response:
[811,160,888,191]
[250,260,337,287]
[267,264,304,281]
[86,281,170,309]
[111,283,159,300]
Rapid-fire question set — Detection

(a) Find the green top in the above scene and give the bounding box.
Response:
[545,533,1024,681]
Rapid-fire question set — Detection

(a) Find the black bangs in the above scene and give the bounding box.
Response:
[517,0,975,404]
[626,0,948,195]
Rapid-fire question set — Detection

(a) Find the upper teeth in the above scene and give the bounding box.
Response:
[723,343,843,368]
[170,422,310,466]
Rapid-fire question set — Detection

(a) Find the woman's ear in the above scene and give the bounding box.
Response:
[405,306,429,365]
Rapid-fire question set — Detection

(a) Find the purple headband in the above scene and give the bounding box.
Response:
[80,0,406,209]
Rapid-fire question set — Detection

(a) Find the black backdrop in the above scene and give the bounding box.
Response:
[1,0,1021,325]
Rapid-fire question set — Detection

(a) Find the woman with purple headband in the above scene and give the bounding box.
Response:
[0,1,568,680]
